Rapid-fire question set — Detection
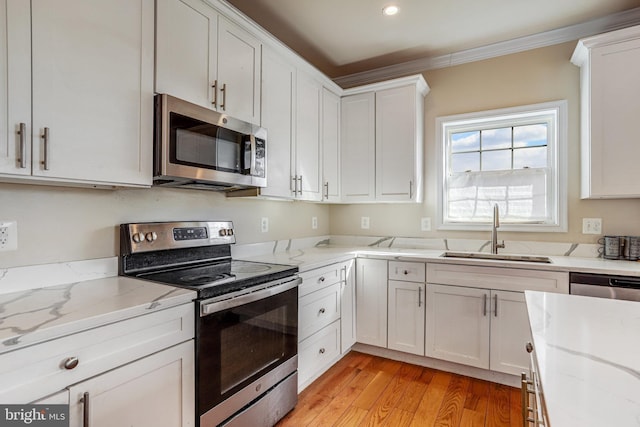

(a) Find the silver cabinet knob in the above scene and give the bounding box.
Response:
[526,342,534,353]
[319,348,326,354]
[62,357,79,370]
[318,276,325,283]
[319,308,326,314]
[145,232,157,242]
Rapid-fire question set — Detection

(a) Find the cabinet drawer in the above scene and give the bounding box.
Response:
[426,263,569,293]
[299,283,341,341]
[298,320,340,389]
[299,263,341,297]
[389,261,426,282]
[0,303,194,404]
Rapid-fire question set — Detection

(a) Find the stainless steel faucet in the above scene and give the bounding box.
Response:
[491,204,505,254]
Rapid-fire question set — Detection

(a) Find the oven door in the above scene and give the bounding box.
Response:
[197,277,299,427]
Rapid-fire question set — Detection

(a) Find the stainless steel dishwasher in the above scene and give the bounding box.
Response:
[570,272,640,301]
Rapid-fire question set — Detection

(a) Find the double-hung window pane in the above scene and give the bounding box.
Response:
[438,102,566,230]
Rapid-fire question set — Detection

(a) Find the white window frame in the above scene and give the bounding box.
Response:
[436,100,567,232]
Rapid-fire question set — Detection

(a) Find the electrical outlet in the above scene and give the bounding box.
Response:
[0,221,18,251]
[261,217,269,233]
[361,216,370,229]
[582,218,602,234]
[311,216,318,230]
[421,217,431,231]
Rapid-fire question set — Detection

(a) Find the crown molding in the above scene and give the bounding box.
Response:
[334,7,640,88]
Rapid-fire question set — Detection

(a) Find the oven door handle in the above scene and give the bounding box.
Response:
[200,276,301,316]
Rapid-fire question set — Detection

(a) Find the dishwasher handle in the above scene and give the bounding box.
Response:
[609,278,640,289]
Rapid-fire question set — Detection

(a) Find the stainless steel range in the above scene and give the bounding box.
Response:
[119,221,300,427]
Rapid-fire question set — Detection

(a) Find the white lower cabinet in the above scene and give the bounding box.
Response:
[297,259,355,391]
[425,263,568,376]
[68,341,194,427]
[355,258,388,347]
[387,280,425,356]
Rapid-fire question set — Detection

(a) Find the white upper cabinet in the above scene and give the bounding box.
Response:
[30,0,153,186]
[0,0,30,177]
[376,84,423,201]
[156,0,261,125]
[259,46,295,198]
[322,88,341,202]
[0,0,153,187]
[340,75,429,203]
[572,25,640,198]
[294,70,323,201]
[341,92,375,202]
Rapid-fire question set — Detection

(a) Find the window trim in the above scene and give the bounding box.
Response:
[436,100,568,232]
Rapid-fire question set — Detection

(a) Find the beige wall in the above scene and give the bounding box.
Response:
[0,183,329,268]
[330,41,640,242]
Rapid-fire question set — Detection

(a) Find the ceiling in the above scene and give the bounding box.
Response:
[226,0,640,80]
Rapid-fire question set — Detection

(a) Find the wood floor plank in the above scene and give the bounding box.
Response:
[275,352,520,427]
[408,370,452,427]
[352,371,394,410]
[334,406,369,426]
[486,382,511,427]
[433,375,471,427]
[382,408,414,427]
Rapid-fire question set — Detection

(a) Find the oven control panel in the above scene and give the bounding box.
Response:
[121,221,235,254]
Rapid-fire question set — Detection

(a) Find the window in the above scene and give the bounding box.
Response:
[437,101,567,232]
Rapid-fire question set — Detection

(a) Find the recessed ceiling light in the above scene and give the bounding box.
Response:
[382,5,399,16]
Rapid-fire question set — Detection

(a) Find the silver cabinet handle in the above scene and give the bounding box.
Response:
[418,287,422,307]
[319,307,326,315]
[82,392,90,427]
[41,127,50,170]
[298,176,303,194]
[220,83,226,110]
[409,180,413,199]
[319,348,325,354]
[291,176,297,196]
[483,294,487,316]
[324,182,329,200]
[62,357,79,370]
[494,294,498,317]
[17,123,27,168]
[211,80,217,107]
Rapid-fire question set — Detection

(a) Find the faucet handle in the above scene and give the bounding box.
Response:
[498,240,505,249]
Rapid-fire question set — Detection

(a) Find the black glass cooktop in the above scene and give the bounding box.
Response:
[136,260,298,299]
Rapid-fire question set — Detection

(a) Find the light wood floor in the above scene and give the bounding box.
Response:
[277,351,522,427]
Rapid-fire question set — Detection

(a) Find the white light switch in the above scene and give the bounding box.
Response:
[261,217,269,233]
[311,217,318,229]
[421,217,431,231]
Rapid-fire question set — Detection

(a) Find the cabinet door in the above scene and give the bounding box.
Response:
[388,280,425,356]
[0,0,30,176]
[489,290,531,375]
[68,341,194,427]
[340,260,356,353]
[340,92,375,202]
[425,284,490,369]
[31,0,153,186]
[322,88,341,202]
[260,48,294,198]
[588,38,640,197]
[155,0,218,108]
[295,70,322,201]
[375,85,420,202]
[355,258,388,347]
[217,16,261,124]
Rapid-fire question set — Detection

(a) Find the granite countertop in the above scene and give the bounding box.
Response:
[239,245,640,276]
[525,291,640,427]
[0,276,196,354]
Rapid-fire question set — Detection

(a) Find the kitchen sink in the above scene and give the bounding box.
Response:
[441,251,552,263]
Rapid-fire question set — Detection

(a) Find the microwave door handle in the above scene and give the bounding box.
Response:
[249,134,257,175]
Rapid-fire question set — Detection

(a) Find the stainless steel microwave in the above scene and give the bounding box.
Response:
[154,94,267,190]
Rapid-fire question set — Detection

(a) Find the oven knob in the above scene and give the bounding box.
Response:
[227,229,234,236]
[219,229,227,236]
[132,232,144,243]
[145,232,158,242]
